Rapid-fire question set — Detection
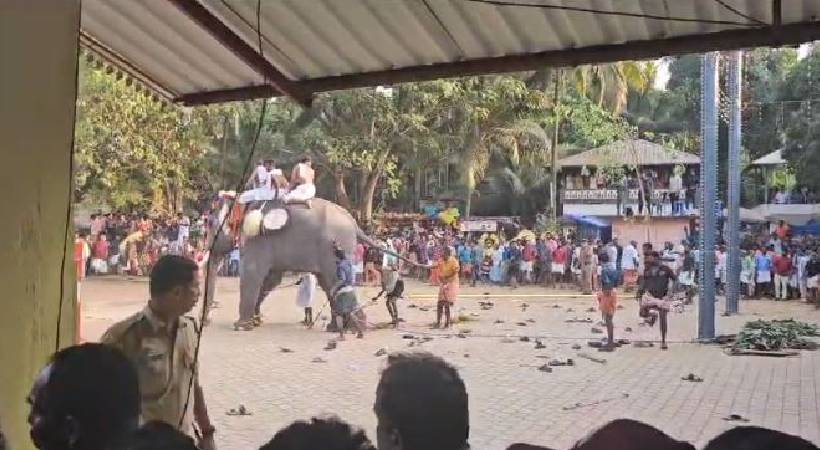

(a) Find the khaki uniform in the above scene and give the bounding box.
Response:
[101,306,198,436]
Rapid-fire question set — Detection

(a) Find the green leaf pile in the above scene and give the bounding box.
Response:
[734,319,818,351]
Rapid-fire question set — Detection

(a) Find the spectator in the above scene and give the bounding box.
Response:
[755,246,774,298]
[774,188,788,204]
[375,353,469,450]
[120,421,198,450]
[774,249,794,300]
[228,245,240,277]
[27,343,140,450]
[260,417,375,450]
[571,419,694,450]
[703,426,817,450]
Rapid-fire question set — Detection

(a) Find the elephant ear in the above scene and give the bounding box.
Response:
[262,209,288,231]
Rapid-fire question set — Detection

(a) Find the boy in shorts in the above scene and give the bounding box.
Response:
[597,253,620,349]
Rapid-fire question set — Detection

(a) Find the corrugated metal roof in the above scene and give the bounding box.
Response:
[751,148,787,165]
[80,0,820,104]
[558,139,701,167]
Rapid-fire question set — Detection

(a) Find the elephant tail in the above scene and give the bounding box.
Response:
[355,229,426,267]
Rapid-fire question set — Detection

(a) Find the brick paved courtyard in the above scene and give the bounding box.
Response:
[80,276,820,450]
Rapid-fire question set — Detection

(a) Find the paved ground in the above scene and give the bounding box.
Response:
[80,276,820,450]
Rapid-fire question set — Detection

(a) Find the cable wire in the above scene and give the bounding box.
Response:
[711,0,767,26]
[178,0,271,430]
[461,0,759,26]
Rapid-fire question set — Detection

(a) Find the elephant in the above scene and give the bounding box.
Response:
[203,197,412,331]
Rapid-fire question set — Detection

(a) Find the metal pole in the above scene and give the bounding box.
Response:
[699,52,719,340]
[726,50,743,314]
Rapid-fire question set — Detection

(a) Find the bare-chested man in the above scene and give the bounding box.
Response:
[285,155,315,203]
[636,250,676,350]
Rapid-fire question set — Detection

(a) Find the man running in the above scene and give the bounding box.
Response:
[636,251,676,350]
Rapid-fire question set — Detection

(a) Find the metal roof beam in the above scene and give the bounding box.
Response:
[176,21,820,106]
[167,0,311,107]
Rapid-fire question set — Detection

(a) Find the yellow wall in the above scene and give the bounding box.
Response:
[0,1,80,448]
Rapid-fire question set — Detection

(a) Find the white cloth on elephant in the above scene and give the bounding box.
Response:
[238,186,286,204]
[284,183,316,202]
[296,274,317,308]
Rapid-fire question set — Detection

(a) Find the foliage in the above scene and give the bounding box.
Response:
[734,319,818,351]
[74,59,234,213]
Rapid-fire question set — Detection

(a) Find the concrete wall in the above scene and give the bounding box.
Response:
[0,1,80,448]
[612,217,690,249]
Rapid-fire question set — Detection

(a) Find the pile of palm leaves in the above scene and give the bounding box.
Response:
[734,319,818,351]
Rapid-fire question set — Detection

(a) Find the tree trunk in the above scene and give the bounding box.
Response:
[463,124,481,218]
[550,70,563,223]
[333,170,352,210]
[413,165,422,211]
[359,171,381,224]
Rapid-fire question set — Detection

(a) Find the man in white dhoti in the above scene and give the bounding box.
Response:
[284,156,316,203]
[238,159,289,204]
[295,273,317,326]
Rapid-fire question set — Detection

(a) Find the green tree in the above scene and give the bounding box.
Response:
[74,58,233,213]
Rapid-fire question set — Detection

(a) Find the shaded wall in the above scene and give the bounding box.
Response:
[612,218,690,249]
[0,1,80,448]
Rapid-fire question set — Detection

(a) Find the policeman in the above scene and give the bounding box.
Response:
[102,255,216,450]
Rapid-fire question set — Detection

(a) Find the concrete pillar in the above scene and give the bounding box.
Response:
[726,51,743,314]
[698,52,719,340]
[0,1,80,448]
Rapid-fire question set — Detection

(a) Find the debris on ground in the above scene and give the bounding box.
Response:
[526,318,536,323]
[374,348,388,357]
[324,341,337,351]
[419,306,430,312]
[548,358,574,367]
[682,373,703,382]
[537,364,553,373]
[280,347,294,353]
[494,319,505,324]
[562,393,629,411]
[571,343,582,350]
[633,341,654,348]
[723,413,749,422]
[458,314,479,323]
[591,327,603,334]
[624,327,633,332]
[519,336,531,342]
[311,357,327,363]
[402,334,414,339]
[408,304,418,308]
[552,304,561,308]
[566,308,574,312]
[457,333,468,339]
[464,353,470,358]
[226,405,252,416]
[577,352,607,364]
[516,322,528,327]
[535,340,546,349]
[586,307,596,312]
[617,305,624,310]
[479,301,494,310]
[565,317,593,323]
[732,319,818,352]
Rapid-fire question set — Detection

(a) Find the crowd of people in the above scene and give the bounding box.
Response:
[5,253,815,450]
[73,212,213,280]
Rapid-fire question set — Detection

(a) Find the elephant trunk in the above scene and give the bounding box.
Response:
[355,228,425,267]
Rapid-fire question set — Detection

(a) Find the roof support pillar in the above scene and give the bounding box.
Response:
[698,52,719,340]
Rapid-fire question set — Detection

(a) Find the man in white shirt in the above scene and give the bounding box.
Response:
[621,240,640,290]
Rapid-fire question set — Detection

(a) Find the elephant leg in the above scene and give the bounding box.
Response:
[202,257,219,325]
[237,264,266,329]
[316,270,339,332]
[255,270,283,321]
